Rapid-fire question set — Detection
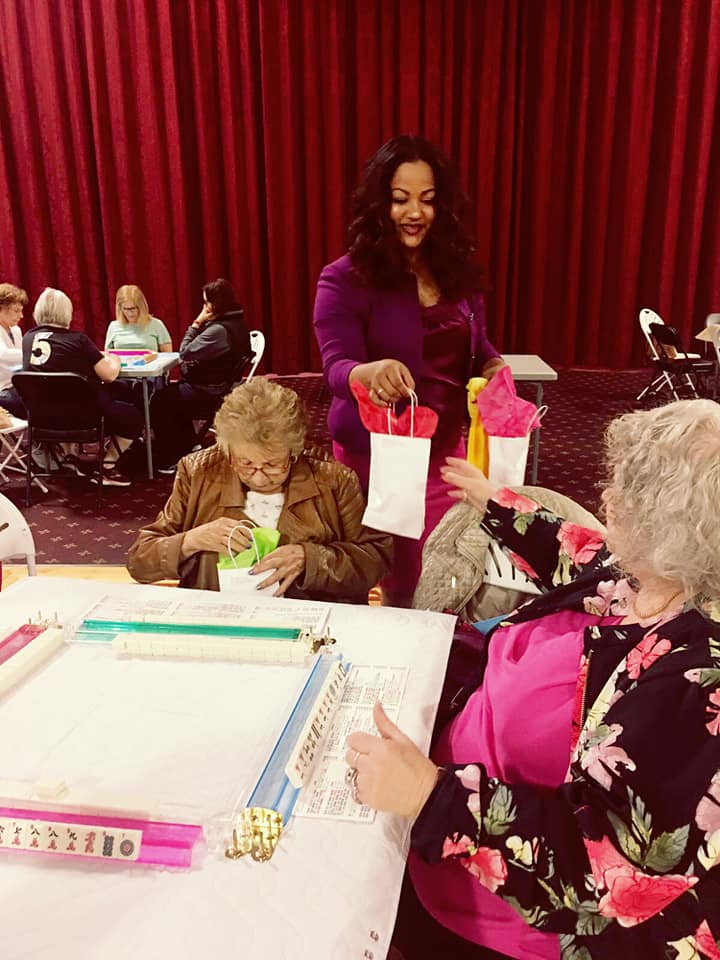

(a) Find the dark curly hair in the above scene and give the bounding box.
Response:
[348,135,485,300]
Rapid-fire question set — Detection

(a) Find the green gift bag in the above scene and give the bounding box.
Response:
[217,523,281,594]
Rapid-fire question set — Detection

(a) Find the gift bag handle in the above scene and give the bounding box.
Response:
[386,390,418,437]
[530,404,549,430]
[226,520,260,567]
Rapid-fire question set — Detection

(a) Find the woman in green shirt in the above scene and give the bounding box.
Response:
[104,284,173,469]
[105,285,173,353]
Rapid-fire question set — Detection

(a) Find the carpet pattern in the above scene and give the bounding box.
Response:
[1,370,656,564]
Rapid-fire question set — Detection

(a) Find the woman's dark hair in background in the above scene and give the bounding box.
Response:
[348,135,484,300]
[203,278,241,315]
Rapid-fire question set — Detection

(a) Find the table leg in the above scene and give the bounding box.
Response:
[530,383,543,484]
[142,381,153,479]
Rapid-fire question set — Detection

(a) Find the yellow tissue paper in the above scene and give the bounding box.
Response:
[467,377,489,474]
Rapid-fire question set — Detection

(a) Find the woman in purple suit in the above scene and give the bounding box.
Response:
[313,135,504,606]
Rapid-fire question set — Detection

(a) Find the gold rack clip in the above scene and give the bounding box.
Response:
[225,807,284,863]
[28,611,61,629]
[302,627,336,655]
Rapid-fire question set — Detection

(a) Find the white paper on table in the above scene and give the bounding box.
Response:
[294,665,408,822]
[79,593,331,633]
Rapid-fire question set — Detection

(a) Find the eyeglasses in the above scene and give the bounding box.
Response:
[122,306,140,314]
[233,454,291,479]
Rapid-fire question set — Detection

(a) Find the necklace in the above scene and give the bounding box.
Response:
[631,588,686,620]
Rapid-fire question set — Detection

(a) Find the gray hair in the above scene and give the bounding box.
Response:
[604,399,720,597]
[33,287,73,328]
[214,377,306,458]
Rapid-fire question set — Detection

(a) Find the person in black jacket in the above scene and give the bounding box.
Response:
[150,278,250,472]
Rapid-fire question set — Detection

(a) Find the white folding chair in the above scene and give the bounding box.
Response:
[636,308,701,401]
[482,539,541,596]
[0,417,48,492]
[246,330,265,382]
[0,492,37,576]
[193,330,266,443]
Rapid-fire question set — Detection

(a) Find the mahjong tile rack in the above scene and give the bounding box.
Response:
[0,591,344,868]
[0,577,454,960]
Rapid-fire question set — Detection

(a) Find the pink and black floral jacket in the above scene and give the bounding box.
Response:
[412,490,720,960]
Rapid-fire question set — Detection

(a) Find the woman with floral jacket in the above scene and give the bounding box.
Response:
[346,399,720,960]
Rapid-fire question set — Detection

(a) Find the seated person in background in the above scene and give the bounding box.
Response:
[103,285,173,466]
[22,288,143,486]
[105,284,173,352]
[128,378,392,601]
[150,277,250,473]
[345,399,720,960]
[0,282,28,418]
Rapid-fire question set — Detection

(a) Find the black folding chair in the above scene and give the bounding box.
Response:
[646,323,714,401]
[193,329,266,444]
[12,371,105,505]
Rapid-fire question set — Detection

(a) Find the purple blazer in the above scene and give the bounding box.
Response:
[313,253,501,454]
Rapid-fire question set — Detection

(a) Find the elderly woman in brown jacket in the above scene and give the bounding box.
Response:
[127,378,392,601]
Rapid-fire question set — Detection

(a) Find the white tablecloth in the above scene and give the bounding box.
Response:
[0,578,455,960]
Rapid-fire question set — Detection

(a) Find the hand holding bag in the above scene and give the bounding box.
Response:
[216,521,281,596]
[352,382,437,540]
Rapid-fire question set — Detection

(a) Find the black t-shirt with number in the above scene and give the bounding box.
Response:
[22,326,103,379]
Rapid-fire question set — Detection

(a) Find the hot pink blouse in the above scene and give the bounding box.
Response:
[409,610,622,959]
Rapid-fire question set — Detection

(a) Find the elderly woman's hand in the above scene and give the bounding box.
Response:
[350,358,415,407]
[441,456,500,512]
[345,703,440,819]
[180,517,252,559]
[251,544,305,596]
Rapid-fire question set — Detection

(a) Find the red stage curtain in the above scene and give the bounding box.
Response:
[1,0,719,372]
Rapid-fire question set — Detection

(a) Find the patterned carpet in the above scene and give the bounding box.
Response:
[1,370,655,564]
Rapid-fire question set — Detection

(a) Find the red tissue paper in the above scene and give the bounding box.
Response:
[351,382,438,438]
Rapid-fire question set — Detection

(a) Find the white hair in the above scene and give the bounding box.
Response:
[33,287,73,328]
[604,399,720,597]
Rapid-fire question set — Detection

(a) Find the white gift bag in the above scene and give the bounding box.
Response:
[487,406,547,487]
[217,522,279,597]
[487,435,531,486]
[218,566,279,597]
[362,394,431,540]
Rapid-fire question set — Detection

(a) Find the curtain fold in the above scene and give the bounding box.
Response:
[1,0,719,372]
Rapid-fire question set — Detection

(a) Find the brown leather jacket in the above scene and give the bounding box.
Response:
[127,445,392,602]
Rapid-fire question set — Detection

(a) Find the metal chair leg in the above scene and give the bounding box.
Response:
[661,370,680,401]
[25,427,32,507]
[637,374,664,401]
